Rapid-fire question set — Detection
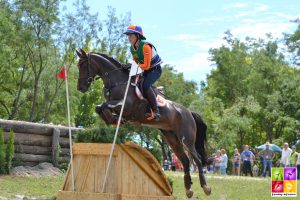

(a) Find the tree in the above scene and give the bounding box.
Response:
[201,31,299,152]
[0,1,32,119]
[13,0,61,121]
[285,19,300,66]
[158,65,198,108]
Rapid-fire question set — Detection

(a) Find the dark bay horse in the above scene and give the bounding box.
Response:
[76,49,211,198]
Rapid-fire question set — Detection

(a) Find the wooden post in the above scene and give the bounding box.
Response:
[52,128,60,167]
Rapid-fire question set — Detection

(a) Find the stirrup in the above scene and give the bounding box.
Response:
[154,112,160,120]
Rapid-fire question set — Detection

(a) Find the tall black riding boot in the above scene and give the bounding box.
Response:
[145,88,160,120]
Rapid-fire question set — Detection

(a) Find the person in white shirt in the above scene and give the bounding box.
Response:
[280,142,292,167]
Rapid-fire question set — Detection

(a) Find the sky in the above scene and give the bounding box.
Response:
[63,0,300,83]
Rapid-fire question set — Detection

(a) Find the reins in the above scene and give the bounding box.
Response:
[78,53,124,83]
[78,53,129,97]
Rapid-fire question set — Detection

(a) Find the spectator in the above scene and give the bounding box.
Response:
[258,142,275,177]
[207,164,213,174]
[220,149,228,175]
[289,146,298,167]
[241,145,255,177]
[258,153,264,176]
[213,150,222,174]
[171,153,182,171]
[163,160,169,171]
[171,153,177,171]
[232,148,241,176]
[280,142,292,167]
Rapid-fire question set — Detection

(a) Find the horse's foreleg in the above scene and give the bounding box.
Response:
[160,130,194,198]
[95,102,117,125]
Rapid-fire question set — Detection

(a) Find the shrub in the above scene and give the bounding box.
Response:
[74,126,124,143]
[0,128,5,174]
[58,161,69,172]
[5,130,14,174]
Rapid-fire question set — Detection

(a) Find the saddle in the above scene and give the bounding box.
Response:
[132,75,167,107]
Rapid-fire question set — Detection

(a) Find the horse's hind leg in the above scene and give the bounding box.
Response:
[188,147,211,196]
[160,130,194,198]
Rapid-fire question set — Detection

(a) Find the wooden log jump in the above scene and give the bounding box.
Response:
[57,142,175,200]
[0,119,82,166]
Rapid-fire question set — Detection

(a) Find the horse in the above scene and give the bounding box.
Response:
[75,49,211,198]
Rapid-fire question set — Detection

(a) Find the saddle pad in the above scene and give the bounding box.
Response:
[135,85,166,107]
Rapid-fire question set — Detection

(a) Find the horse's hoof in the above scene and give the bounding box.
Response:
[186,189,193,198]
[203,185,211,196]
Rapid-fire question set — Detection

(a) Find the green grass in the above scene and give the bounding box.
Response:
[0,175,64,199]
[167,171,299,200]
[0,172,299,200]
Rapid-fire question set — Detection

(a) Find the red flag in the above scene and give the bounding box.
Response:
[57,66,67,80]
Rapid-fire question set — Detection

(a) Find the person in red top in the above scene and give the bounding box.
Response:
[123,25,163,120]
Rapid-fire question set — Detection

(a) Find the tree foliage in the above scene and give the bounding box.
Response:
[0,0,299,163]
[191,31,300,156]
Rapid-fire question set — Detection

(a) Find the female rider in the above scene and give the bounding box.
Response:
[123,25,163,120]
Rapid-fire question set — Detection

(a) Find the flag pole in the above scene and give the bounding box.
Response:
[65,67,75,192]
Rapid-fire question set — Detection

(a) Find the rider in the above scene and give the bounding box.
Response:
[123,24,163,120]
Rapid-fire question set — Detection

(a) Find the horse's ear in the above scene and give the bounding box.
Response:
[76,49,82,58]
[80,48,88,58]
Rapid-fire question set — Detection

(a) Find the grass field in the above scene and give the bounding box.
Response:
[0,172,298,200]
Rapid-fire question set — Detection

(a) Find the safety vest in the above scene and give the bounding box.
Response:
[130,40,162,67]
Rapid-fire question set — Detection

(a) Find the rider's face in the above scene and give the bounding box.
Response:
[127,34,137,45]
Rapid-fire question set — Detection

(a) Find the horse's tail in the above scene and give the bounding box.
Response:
[191,112,207,166]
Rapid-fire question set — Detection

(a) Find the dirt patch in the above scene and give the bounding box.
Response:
[10,162,63,177]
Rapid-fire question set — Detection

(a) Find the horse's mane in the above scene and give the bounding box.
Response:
[92,52,121,67]
[92,52,129,74]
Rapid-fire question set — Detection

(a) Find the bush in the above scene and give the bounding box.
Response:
[0,128,5,174]
[58,161,69,172]
[74,126,124,144]
[5,130,14,174]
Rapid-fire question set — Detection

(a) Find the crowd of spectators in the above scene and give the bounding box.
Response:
[208,142,300,179]
[162,141,300,180]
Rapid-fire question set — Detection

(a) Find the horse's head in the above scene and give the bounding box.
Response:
[76,49,96,93]
[76,49,129,93]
